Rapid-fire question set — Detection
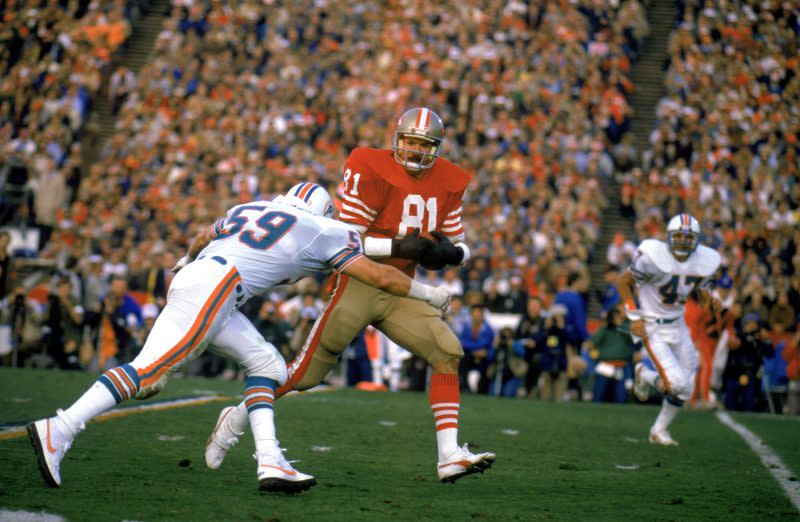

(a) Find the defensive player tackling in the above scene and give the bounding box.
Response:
[616,213,721,445]
[27,182,451,493]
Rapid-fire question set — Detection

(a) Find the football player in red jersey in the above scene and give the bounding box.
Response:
[205,108,495,483]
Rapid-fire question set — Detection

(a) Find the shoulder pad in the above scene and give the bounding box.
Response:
[638,239,673,272]
[434,157,472,192]
[692,245,721,277]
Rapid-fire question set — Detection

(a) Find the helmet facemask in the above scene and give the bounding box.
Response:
[667,230,699,259]
[393,133,443,171]
[392,107,446,172]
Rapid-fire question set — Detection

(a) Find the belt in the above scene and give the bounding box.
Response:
[650,316,679,325]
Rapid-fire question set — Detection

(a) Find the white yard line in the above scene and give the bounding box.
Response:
[0,395,232,441]
[0,509,66,521]
[716,411,800,513]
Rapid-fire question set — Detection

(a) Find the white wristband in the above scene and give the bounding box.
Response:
[454,242,470,265]
[364,237,393,257]
[407,280,433,302]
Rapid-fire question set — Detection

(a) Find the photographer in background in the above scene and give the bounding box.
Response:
[723,313,774,412]
[45,278,84,370]
[459,305,496,394]
[514,296,547,397]
[96,275,142,369]
[495,327,527,397]
[537,304,573,402]
[585,304,633,403]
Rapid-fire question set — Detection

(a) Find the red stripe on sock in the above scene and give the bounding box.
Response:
[436,422,458,431]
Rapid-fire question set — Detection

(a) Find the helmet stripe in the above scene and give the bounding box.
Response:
[302,183,319,203]
[293,183,307,197]
[415,108,424,128]
[682,213,689,228]
[422,108,431,130]
[296,183,311,199]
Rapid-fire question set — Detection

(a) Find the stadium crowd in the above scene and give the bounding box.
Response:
[616,0,799,411]
[0,0,796,412]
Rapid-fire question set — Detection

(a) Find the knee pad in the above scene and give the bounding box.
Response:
[669,374,692,402]
[242,341,288,385]
[425,326,464,365]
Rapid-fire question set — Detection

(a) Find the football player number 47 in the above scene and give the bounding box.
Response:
[343,169,438,239]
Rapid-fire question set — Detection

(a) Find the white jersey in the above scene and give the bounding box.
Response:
[199,200,364,302]
[629,239,720,319]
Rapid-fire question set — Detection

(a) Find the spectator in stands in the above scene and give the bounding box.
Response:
[723,313,774,412]
[586,305,633,403]
[445,295,470,336]
[459,305,496,395]
[768,291,796,334]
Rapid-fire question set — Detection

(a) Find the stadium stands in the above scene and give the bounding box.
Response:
[0,0,795,411]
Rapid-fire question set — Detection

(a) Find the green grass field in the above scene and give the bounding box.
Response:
[1,368,798,521]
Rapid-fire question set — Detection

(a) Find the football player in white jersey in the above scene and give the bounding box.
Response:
[616,213,721,446]
[27,182,452,493]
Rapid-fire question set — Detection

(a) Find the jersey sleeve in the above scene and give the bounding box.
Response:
[338,154,386,234]
[439,191,465,243]
[209,217,227,238]
[629,247,661,284]
[314,226,365,274]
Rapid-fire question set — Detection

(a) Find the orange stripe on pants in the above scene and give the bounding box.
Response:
[140,269,239,387]
[642,336,672,395]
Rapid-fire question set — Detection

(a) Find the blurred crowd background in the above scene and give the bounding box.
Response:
[0,0,797,414]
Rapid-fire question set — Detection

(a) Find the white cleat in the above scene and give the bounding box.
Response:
[27,417,73,487]
[633,362,650,402]
[256,450,316,494]
[437,444,496,483]
[649,429,679,447]
[205,406,243,470]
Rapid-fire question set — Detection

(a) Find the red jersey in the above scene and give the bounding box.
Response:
[338,147,471,276]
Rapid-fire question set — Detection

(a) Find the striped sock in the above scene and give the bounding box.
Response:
[244,377,279,455]
[429,373,460,462]
[98,364,141,403]
[63,365,140,430]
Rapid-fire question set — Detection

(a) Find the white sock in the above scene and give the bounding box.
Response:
[653,398,681,432]
[62,382,117,433]
[243,377,280,456]
[249,408,280,455]
[229,401,249,434]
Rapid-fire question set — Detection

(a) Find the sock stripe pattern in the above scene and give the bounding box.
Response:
[244,376,277,412]
[429,373,460,432]
[99,364,141,403]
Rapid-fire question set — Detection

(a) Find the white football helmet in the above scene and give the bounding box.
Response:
[666,213,700,259]
[275,182,334,218]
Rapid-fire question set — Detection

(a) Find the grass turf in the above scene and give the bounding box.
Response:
[0,368,798,521]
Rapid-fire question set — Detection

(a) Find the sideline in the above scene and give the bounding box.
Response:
[0,395,233,441]
[716,411,800,513]
[0,384,339,442]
